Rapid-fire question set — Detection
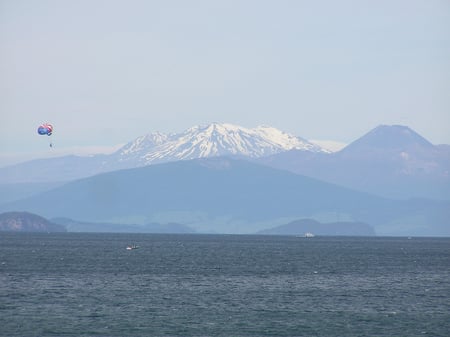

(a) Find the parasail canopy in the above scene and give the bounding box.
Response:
[37,123,53,136]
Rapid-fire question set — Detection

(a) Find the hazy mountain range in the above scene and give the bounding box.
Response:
[1,123,448,201]
[0,123,449,236]
[257,219,376,236]
[53,217,195,234]
[0,123,327,185]
[259,125,450,200]
[1,157,449,236]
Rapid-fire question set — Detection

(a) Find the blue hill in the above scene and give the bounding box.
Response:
[1,158,449,236]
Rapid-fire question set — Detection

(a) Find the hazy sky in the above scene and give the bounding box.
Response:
[1,0,449,166]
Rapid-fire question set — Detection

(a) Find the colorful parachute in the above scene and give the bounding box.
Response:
[37,123,53,136]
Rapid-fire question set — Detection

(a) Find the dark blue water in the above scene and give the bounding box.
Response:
[0,233,449,336]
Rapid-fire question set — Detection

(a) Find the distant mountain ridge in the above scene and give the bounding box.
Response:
[259,125,450,200]
[0,123,327,184]
[53,217,195,233]
[258,218,375,236]
[112,122,327,167]
[2,158,449,236]
[0,123,448,203]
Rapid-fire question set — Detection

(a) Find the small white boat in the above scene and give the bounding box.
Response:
[304,232,315,238]
[126,244,139,250]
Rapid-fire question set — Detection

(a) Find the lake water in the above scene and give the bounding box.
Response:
[1,233,449,336]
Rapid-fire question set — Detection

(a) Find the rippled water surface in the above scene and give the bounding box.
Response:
[1,233,449,336]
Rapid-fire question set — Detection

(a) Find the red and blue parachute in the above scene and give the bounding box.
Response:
[37,123,54,147]
[37,123,53,136]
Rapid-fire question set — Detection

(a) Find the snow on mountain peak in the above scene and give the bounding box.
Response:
[114,123,328,166]
[118,132,169,156]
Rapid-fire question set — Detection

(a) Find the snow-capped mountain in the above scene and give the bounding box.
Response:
[0,123,329,185]
[112,123,328,167]
[0,123,448,206]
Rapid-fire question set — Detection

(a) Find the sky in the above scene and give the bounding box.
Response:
[1,0,449,166]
